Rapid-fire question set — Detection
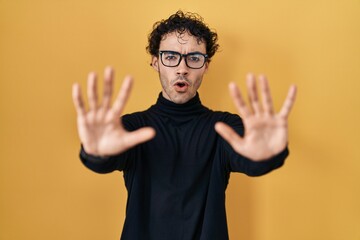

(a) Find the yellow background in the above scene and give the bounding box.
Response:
[1,0,359,239]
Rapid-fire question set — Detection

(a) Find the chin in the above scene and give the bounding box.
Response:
[171,98,187,104]
[171,94,192,104]
[163,89,195,104]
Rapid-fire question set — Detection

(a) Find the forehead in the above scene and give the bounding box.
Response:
[159,31,206,53]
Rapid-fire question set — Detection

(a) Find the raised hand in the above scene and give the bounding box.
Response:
[72,67,156,157]
[215,74,297,161]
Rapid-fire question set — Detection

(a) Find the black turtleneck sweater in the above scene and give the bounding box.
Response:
[80,93,288,240]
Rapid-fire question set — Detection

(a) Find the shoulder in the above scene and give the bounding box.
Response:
[210,110,242,125]
[208,110,244,136]
[122,110,151,131]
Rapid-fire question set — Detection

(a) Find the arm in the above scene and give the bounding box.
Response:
[72,67,156,168]
[215,73,297,162]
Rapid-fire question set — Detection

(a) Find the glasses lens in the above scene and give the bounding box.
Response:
[186,54,206,69]
[161,52,180,67]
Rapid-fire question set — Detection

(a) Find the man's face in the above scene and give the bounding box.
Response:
[151,31,208,104]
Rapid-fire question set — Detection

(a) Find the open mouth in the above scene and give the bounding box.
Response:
[176,82,186,87]
[174,81,189,92]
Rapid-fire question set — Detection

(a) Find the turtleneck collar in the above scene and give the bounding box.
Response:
[150,92,209,118]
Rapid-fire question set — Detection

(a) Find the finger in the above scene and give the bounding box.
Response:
[101,66,114,109]
[112,75,133,117]
[122,127,156,149]
[229,82,251,118]
[72,83,86,116]
[259,75,274,115]
[279,84,297,118]
[246,73,261,114]
[215,122,243,151]
[87,72,98,110]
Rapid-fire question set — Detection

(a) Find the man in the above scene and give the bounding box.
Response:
[72,11,296,240]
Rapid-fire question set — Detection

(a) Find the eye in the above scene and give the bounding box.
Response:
[164,54,179,61]
[187,55,201,62]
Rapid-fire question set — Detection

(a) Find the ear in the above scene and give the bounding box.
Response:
[151,56,160,72]
[204,61,209,73]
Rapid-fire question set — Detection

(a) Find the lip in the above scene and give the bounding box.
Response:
[173,81,189,92]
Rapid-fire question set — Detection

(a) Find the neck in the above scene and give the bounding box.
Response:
[161,91,197,104]
[150,92,208,119]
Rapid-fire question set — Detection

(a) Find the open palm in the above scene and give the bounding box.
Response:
[72,67,155,157]
[215,74,297,161]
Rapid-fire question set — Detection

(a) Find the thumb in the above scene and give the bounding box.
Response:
[215,122,243,150]
[122,127,156,150]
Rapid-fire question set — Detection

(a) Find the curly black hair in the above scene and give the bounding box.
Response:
[146,10,219,62]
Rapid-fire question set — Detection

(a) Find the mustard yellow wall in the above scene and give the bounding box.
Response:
[1,1,359,239]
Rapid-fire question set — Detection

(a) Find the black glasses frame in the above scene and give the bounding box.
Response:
[159,50,208,69]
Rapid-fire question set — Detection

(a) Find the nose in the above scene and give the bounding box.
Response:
[176,57,189,76]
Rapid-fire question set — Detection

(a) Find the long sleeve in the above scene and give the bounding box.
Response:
[79,146,132,173]
[226,145,288,176]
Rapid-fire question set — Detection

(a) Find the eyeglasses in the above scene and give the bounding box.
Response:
[159,50,208,69]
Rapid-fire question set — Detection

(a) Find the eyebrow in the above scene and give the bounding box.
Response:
[160,50,207,55]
